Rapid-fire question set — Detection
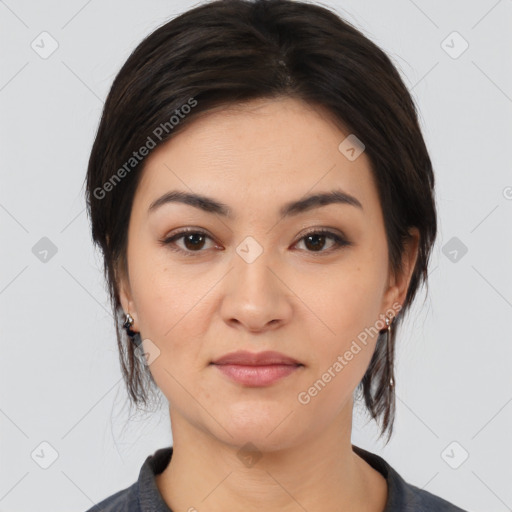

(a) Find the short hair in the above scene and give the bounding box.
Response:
[85,0,437,443]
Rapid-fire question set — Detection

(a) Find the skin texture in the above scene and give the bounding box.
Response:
[117,97,419,512]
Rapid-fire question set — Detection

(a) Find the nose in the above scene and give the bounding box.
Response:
[220,246,293,333]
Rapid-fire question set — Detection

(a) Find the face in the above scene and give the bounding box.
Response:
[118,97,418,451]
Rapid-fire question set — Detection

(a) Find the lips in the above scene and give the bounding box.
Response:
[210,350,304,386]
[211,350,302,366]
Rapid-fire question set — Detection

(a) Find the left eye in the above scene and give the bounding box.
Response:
[294,230,350,253]
[160,228,350,256]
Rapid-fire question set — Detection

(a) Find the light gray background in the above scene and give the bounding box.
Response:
[1,1,511,511]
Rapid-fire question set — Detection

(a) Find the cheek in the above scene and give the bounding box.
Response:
[132,270,212,404]
[308,261,385,384]
[319,260,384,335]
[300,296,381,417]
[129,252,216,371]
[127,236,199,334]
[135,277,208,351]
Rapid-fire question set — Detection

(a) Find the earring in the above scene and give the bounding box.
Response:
[384,315,395,388]
[122,312,141,346]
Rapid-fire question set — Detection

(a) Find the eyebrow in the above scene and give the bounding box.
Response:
[147,188,363,218]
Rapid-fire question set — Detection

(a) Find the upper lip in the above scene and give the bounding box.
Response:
[211,350,302,366]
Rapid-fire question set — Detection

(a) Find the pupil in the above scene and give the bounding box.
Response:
[184,233,205,250]
[306,234,325,251]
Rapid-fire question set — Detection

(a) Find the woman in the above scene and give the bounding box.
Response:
[84,0,468,510]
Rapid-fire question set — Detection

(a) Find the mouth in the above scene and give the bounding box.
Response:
[210,350,304,387]
[211,362,303,387]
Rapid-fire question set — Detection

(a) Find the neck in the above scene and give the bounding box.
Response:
[155,406,388,512]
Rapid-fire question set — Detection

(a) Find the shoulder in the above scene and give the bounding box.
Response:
[398,479,469,511]
[352,445,469,512]
[82,447,174,512]
[83,481,139,512]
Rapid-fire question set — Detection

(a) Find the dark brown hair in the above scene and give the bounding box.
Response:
[84,0,437,443]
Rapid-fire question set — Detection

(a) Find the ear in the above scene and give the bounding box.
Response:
[116,257,139,330]
[381,227,420,316]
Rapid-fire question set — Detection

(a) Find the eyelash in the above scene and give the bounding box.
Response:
[159,227,351,257]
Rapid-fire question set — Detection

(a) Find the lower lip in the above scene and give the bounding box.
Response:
[212,363,301,386]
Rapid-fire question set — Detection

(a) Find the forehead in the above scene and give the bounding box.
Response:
[133,97,378,218]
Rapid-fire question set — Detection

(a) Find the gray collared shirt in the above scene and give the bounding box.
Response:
[84,445,469,511]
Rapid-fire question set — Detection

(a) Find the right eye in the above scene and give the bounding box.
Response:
[159,228,219,256]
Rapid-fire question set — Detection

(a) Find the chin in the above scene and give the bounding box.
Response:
[209,410,303,452]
